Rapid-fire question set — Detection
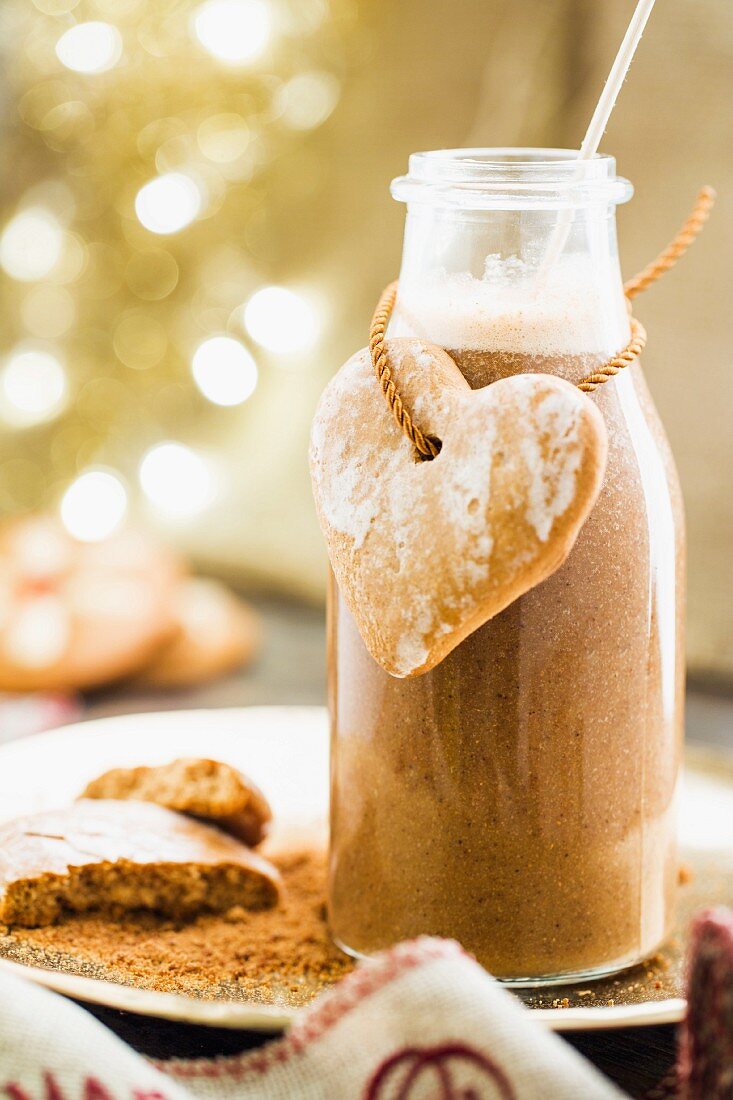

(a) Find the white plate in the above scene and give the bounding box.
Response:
[0,706,730,1032]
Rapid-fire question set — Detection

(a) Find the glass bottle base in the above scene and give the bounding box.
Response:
[332,933,660,989]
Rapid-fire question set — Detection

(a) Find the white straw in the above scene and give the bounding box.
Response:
[579,0,657,159]
[540,0,657,272]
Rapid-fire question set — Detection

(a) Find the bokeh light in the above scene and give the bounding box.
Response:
[52,232,87,285]
[0,208,63,281]
[244,286,320,354]
[125,248,179,300]
[192,336,258,406]
[4,596,70,670]
[276,72,340,130]
[1,348,67,427]
[33,0,81,14]
[197,113,250,163]
[193,0,271,64]
[139,442,215,518]
[0,0,349,567]
[21,286,75,338]
[60,469,128,542]
[55,22,123,74]
[8,517,74,582]
[135,173,202,235]
[113,312,168,370]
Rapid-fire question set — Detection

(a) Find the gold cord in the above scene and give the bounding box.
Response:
[369,187,715,458]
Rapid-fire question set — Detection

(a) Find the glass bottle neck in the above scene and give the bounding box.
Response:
[390,203,630,367]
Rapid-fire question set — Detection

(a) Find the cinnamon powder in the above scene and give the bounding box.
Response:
[0,849,353,1007]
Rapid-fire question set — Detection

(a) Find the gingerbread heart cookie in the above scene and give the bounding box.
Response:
[310,338,608,678]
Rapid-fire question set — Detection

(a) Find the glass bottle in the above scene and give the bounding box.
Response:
[327,150,685,983]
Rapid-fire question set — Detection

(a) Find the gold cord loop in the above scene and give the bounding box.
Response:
[369,187,715,457]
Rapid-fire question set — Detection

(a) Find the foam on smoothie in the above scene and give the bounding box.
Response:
[392,255,629,356]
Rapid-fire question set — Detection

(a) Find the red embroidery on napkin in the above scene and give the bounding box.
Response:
[3,1085,29,1100]
[44,1079,63,1100]
[2,1074,169,1100]
[161,938,468,1082]
[4,1072,65,1100]
[365,1043,516,1100]
[83,1080,113,1100]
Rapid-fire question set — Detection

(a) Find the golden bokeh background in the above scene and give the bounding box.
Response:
[0,0,731,677]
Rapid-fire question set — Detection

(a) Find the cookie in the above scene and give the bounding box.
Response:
[136,578,260,688]
[310,338,608,678]
[81,757,272,847]
[0,517,181,693]
[0,800,281,927]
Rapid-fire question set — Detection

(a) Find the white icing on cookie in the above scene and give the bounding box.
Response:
[310,338,608,678]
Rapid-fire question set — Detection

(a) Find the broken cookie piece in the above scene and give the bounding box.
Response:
[80,757,272,847]
[0,799,281,927]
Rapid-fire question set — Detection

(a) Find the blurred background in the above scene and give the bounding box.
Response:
[0,0,730,727]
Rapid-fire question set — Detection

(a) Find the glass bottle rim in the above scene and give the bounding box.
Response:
[391,148,633,210]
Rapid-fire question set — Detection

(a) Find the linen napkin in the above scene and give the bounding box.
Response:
[0,937,624,1099]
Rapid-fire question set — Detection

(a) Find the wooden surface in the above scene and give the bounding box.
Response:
[13,596,733,1098]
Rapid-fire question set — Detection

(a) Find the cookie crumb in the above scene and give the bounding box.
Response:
[0,848,351,1007]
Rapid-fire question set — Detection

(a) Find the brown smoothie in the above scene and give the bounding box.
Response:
[328,346,684,980]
